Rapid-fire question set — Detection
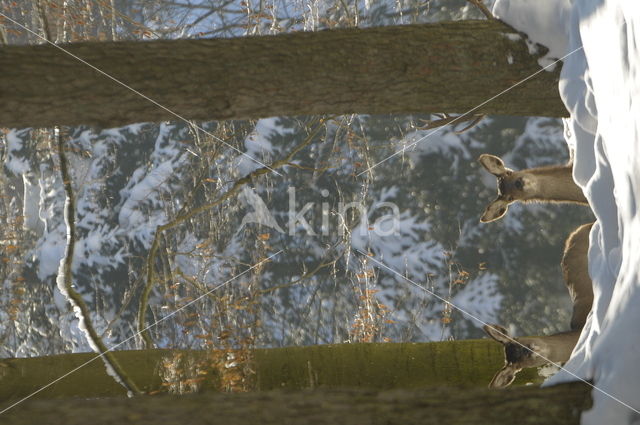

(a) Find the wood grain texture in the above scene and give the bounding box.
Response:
[0,20,566,128]
[1,383,592,425]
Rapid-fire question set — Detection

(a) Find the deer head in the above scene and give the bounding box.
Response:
[483,223,593,388]
[478,154,588,223]
[484,324,582,388]
[484,324,547,388]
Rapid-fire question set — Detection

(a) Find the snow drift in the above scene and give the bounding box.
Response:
[494,0,640,423]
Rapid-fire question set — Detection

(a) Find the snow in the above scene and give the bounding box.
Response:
[20,173,43,234]
[452,272,503,327]
[5,129,31,174]
[402,126,469,160]
[494,0,640,422]
[494,0,573,68]
[118,123,187,246]
[233,117,286,175]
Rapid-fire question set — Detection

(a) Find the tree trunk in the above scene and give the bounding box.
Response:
[0,20,566,129]
[0,340,542,403]
[1,383,592,425]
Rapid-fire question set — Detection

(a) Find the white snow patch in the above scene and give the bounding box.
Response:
[502,32,522,42]
[351,210,443,282]
[22,173,44,234]
[401,127,469,161]
[233,118,290,175]
[36,225,66,281]
[452,272,503,326]
[5,129,31,174]
[493,0,572,68]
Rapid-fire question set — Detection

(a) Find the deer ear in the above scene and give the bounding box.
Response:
[488,364,520,388]
[483,324,512,344]
[480,199,509,223]
[478,154,508,176]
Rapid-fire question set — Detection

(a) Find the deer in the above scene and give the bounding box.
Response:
[478,153,595,386]
[478,154,589,223]
[483,221,594,388]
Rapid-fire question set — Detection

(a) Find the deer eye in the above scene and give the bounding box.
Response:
[515,179,524,190]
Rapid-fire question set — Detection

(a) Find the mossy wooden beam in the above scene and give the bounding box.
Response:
[253,339,544,390]
[1,383,592,425]
[0,339,543,406]
[0,20,565,129]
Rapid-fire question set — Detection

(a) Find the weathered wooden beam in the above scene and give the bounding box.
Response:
[0,340,542,403]
[0,20,566,129]
[1,383,592,425]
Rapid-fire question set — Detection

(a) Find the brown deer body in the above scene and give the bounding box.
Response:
[484,222,594,388]
[478,154,589,222]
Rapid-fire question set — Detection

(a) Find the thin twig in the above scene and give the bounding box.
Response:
[467,0,495,20]
[35,0,52,42]
[418,112,485,133]
[256,258,339,295]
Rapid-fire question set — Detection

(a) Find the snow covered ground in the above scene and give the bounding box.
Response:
[495,0,640,423]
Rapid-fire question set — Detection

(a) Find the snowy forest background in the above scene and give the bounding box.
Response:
[0,0,594,358]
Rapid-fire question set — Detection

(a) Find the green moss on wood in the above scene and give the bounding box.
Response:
[0,339,544,408]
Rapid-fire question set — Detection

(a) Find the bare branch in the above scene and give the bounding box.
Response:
[56,128,141,395]
[467,0,495,20]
